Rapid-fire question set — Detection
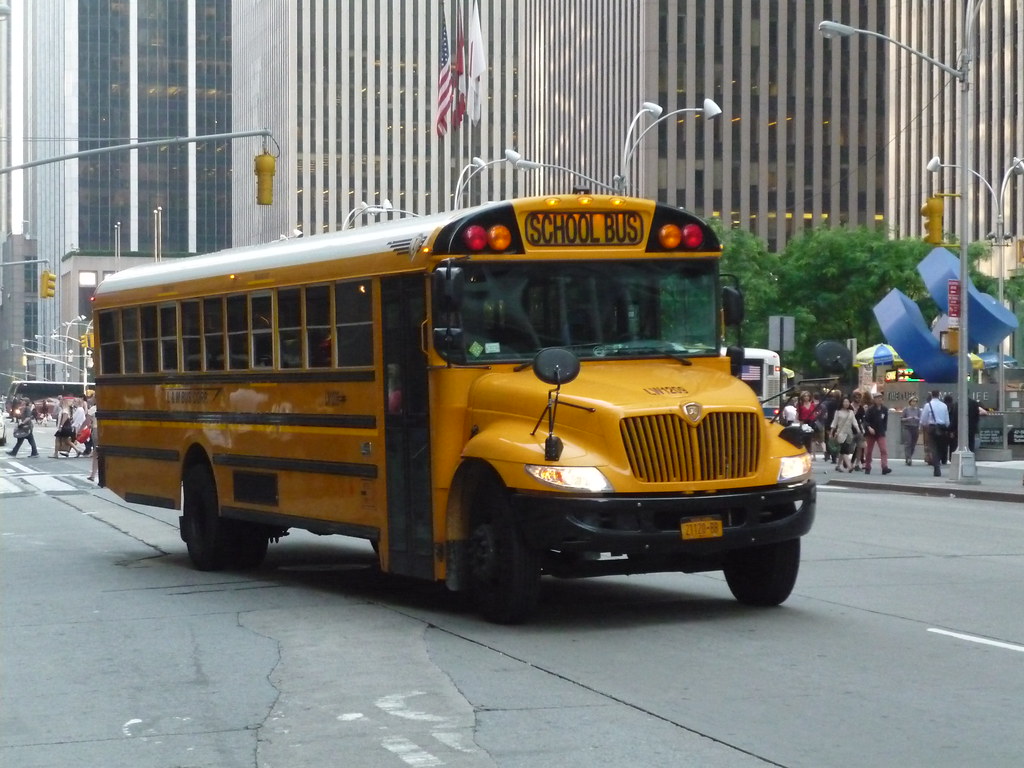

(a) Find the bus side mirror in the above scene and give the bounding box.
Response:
[431,260,465,357]
[431,261,464,312]
[722,286,744,326]
[432,327,464,354]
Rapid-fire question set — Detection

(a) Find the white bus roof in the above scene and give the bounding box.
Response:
[94,208,463,297]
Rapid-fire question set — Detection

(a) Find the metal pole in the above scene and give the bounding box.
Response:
[996,211,1006,412]
[953,0,980,484]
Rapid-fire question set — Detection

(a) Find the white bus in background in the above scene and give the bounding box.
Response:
[731,347,786,417]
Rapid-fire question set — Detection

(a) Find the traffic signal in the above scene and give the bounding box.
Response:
[39,270,56,298]
[254,152,275,205]
[921,196,944,244]
[79,332,94,349]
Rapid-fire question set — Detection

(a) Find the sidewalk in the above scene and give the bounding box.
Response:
[813,452,1024,503]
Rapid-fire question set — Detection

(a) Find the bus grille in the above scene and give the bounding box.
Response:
[620,412,762,483]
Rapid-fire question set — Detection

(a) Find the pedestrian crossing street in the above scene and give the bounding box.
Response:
[0,457,96,496]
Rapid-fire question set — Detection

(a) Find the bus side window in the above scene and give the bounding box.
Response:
[98,310,122,375]
[306,285,332,368]
[251,293,274,368]
[122,307,140,373]
[141,305,159,373]
[335,281,373,367]
[181,301,201,372]
[227,295,249,369]
[277,288,303,369]
[203,297,225,370]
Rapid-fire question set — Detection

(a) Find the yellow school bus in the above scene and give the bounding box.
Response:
[92,194,814,623]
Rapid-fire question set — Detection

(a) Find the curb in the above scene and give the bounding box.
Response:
[824,477,1023,503]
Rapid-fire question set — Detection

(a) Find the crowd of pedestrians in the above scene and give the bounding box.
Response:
[7,394,99,480]
[779,386,988,479]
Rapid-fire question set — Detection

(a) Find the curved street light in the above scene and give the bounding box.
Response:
[821,2,985,484]
[615,98,722,193]
[927,154,1024,410]
[453,156,509,208]
[504,148,617,193]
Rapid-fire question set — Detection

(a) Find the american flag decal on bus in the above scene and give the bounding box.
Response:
[740,364,760,381]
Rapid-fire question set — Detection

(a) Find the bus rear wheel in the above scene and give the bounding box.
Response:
[723,538,800,606]
[182,465,269,571]
[182,464,230,571]
[468,511,541,625]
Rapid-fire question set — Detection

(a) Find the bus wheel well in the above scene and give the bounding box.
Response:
[448,459,505,540]
[445,459,506,592]
[182,443,213,479]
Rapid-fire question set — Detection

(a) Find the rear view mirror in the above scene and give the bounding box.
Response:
[431,260,464,312]
[533,347,581,386]
[722,286,744,326]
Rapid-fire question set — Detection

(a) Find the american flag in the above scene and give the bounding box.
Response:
[740,364,761,382]
[435,3,454,137]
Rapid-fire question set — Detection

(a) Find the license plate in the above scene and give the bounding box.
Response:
[681,517,723,540]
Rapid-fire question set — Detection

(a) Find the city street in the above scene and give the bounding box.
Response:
[3,428,1024,767]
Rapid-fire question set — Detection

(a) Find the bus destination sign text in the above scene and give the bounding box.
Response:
[524,211,644,247]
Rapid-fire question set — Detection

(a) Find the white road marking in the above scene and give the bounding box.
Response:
[0,477,22,494]
[122,718,143,736]
[380,736,444,767]
[376,691,452,724]
[20,474,79,492]
[4,459,39,473]
[337,712,364,721]
[927,628,1024,653]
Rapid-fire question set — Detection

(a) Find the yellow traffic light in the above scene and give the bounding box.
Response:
[39,270,56,298]
[921,196,944,244]
[254,152,275,205]
[79,333,95,349]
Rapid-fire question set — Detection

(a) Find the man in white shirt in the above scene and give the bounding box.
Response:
[921,389,950,477]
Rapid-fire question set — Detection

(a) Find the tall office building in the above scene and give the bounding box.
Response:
[232,1,892,253]
[232,0,531,245]
[5,0,233,381]
[888,0,1024,280]
[5,1,1020,383]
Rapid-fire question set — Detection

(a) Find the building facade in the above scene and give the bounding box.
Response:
[3,0,1021,385]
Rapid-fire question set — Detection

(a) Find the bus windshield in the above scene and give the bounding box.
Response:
[442,258,720,364]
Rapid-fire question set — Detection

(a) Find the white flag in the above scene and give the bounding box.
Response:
[466,0,486,123]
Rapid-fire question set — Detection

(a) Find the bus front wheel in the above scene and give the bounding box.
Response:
[723,538,800,606]
[468,507,540,624]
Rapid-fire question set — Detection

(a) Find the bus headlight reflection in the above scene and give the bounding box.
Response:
[525,465,613,493]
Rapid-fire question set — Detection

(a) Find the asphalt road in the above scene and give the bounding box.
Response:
[2,450,1023,767]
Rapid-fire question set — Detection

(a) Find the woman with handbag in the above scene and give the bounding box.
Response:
[830,396,861,472]
[6,400,40,457]
[51,402,76,457]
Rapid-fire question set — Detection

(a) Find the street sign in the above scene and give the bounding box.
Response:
[768,315,795,351]
[948,279,960,327]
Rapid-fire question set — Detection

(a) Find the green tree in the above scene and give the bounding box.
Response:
[716,224,780,348]
[775,227,936,373]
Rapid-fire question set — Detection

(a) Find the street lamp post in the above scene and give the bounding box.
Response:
[820,2,985,484]
[927,155,1024,411]
[614,98,723,193]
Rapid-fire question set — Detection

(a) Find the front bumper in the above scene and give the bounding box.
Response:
[510,480,815,557]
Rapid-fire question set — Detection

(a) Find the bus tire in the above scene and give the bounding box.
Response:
[181,464,231,571]
[723,538,800,606]
[468,501,541,624]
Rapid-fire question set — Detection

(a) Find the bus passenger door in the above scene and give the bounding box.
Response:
[381,276,434,580]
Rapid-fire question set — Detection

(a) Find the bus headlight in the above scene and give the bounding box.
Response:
[778,453,813,483]
[525,465,613,493]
